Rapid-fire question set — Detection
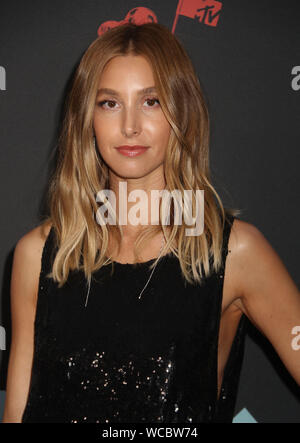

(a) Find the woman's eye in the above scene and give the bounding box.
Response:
[97,100,117,109]
[144,97,160,107]
[97,97,160,110]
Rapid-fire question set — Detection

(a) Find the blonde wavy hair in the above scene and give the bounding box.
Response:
[40,22,241,291]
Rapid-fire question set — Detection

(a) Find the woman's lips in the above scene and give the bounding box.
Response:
[115,146,149,157]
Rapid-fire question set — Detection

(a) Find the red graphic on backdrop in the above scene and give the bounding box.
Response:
[97,1,222,37]
[172,0,222,33]
[97,7,157,36]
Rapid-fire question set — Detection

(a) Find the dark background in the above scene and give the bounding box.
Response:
[0,0,299,422]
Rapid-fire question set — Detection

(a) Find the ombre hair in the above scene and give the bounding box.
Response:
[40,22,241,290]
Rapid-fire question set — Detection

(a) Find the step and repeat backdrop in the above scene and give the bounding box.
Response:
[0,0,299,423]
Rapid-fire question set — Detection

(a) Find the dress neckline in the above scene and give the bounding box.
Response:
[109,251,174,267]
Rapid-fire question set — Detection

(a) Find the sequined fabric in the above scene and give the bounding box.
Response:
[21,214,247,423]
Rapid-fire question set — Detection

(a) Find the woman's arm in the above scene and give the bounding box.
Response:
[2,223,51,423]
[232,219,300,386]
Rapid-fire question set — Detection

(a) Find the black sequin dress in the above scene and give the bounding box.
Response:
[21,214,247,423]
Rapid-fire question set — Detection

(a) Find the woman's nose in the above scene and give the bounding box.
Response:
[121,106,141,138]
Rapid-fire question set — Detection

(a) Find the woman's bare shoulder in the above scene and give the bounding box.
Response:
[228,217,271,263]
[14,220,53,264]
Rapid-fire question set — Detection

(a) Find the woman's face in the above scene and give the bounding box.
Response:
[93,55,171,182]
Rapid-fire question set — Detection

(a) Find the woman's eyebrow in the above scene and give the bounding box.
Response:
[97,86,157,97]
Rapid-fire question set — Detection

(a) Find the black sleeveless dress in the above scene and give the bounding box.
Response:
[21,214,247,423]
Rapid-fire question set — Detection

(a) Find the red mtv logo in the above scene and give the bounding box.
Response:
[172,0,223,33]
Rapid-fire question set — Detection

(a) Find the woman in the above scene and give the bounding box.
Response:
[3,23,300,423]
